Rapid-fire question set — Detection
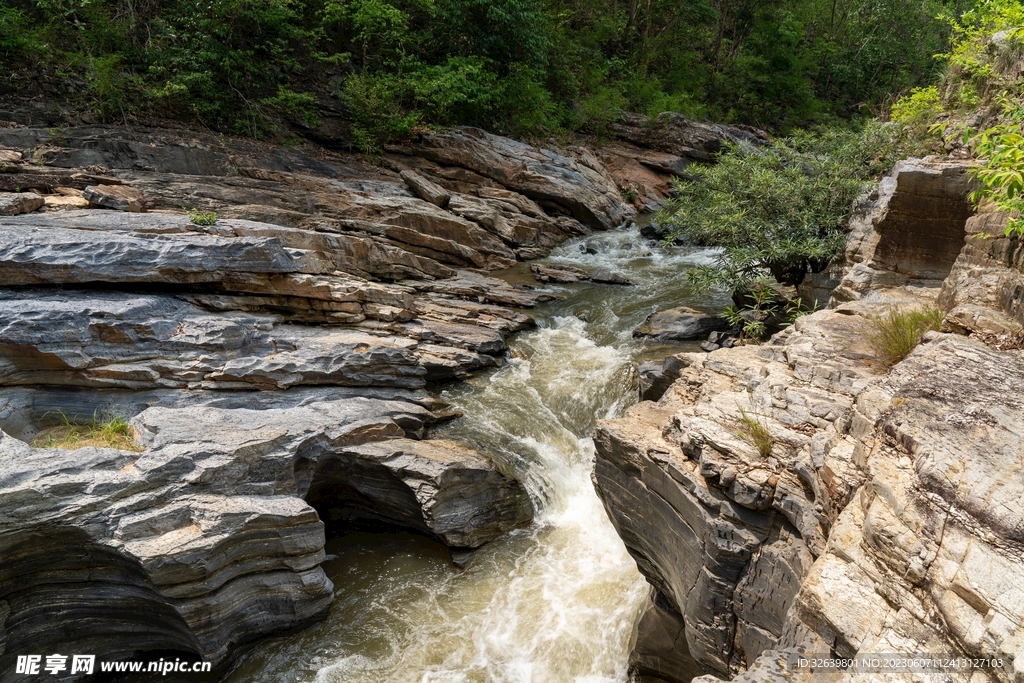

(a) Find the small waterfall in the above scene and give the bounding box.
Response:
[227,225,728,683]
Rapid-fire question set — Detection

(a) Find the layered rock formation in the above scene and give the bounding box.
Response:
[0,119,646,676]
[0,395,531,669]
[831,157,976,304]
[596,157,1024,683]
[595,113,769,212]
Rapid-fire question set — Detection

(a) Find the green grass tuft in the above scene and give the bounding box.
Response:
[867,306,944,366]
[735,408,774,458]
[188,208,219,226]
[30,412,142,452]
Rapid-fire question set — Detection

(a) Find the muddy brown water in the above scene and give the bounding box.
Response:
[225,225,728,683]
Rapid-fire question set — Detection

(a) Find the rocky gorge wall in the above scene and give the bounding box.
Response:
[0,109,766,678]
[594,157,1024,683]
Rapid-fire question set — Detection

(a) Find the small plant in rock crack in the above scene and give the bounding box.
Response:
[867,306,943,366]
[187,208,219,226]
[29,411,142,451]
[783,297,819,326]
[722,279,779,340]
[735,408,774,458]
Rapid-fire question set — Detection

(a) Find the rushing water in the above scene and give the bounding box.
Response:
[226,225,727,683]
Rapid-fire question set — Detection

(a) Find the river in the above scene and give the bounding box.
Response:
[226,224,727,683]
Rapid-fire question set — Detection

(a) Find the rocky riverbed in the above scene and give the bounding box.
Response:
[0,109,765,678]
[1,104,1022,683]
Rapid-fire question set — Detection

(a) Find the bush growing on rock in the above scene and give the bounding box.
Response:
[657,122,918,292]
[188,209,219,226]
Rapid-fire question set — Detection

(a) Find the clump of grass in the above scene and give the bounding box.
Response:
[867,306,943,366]
[735,408,774,458]
[30,412,142,452]
[187,208,218,226]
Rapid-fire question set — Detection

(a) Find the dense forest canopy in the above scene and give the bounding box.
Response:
[0,0,974,144]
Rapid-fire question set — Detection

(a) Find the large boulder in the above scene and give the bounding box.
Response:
[406,127,633,230]
[594,303,888,677]
[608,112,768,161]
[633,306,731,340]
[0,191,43,215]
[705,333,1024,683]
[938,209,1024,343]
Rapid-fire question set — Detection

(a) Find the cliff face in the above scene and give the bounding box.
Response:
[594,157,1024,683]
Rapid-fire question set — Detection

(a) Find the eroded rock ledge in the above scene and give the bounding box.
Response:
[595,157,1024,683]
[0,112,778,675]
[0,393,531,669]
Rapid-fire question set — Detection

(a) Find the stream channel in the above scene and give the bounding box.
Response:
[227,224,728,683]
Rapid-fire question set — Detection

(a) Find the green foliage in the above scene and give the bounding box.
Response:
[867,306,944,365]
[188,209,219,226]
[658,122,917,291]
[735,408,774,458]
[723,279,778,339]
[30,411,141,451]
[0,0,970,139]
[969,98,1024,235]
[785,297,819,323]
[891,86,942,125]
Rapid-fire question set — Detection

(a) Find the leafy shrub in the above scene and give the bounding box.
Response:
[867,306,944,365]
[969,98,1024,235]
[891,86,942,124]
[188,209,219,226]
[657,122,917,292]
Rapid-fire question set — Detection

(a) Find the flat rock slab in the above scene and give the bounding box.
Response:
[400,169,450,207]
[84,184,146,211]
[530,263,633,285]
[633,306,730,340]
[0,289,427,390]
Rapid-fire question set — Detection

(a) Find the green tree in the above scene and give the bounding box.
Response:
[657,122,915,290]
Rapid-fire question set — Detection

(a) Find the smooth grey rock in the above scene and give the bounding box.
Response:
[638,361,673,402]
[530,263,633,285]
[0,224,309,287]
[630,594,707,682]
[634,306,730,341]
[0,385,446,442]
[0,290,427,390]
